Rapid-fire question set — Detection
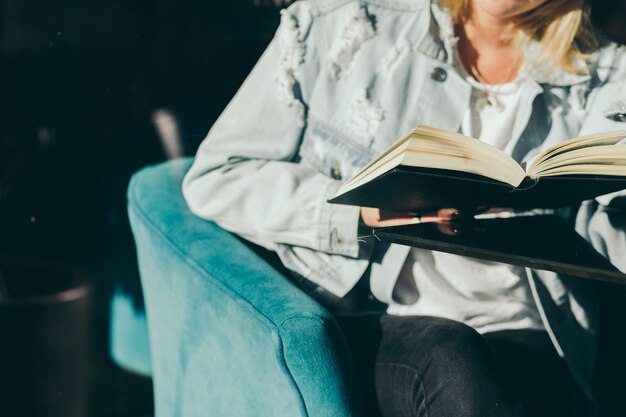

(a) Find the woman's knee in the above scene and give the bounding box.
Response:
[376,315,487,366]
[374,315,522,417]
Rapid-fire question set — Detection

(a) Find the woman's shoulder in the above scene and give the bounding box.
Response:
[281,0,437,64]
[282,0,432,38]
[292,0,429,17]
[590,41,626,85]
[596,43,626,83]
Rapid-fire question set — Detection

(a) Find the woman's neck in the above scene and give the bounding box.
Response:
[464,4,515,48]
[456,6,522,84]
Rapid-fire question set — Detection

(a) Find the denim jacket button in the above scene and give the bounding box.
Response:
[431,67,447,82]
[330,160,343,180]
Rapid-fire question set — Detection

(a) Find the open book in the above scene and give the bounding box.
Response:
[329,125,626,212]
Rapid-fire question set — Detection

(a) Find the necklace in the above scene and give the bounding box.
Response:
[466,56,522,111]
[453,20,524,110]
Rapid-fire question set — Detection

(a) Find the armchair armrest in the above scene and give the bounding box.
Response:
[128,158,364,417]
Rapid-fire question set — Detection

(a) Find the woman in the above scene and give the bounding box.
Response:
[183,0,626,416]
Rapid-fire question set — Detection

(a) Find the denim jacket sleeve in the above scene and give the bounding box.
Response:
[576,44,626,272]
[182,2,363,258]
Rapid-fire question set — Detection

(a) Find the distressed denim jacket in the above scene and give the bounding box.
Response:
[183,0,626,407]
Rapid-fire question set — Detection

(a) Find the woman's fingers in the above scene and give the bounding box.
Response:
[377,216,422,227]
[360,207,419,228]
[360,206,490,228]
[419,208,461,222]
[437,208,462,219]
[436,222,462,236]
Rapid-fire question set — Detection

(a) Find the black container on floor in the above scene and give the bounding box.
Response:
[0,256,92,417]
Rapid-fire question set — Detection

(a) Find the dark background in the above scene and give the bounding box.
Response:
[0,2,282,416]
[0,1,625,416]
[0,0,280,266]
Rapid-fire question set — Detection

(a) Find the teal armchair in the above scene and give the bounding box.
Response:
[125,158,365,416]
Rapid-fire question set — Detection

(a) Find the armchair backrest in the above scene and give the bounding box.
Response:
[128,158,365,416]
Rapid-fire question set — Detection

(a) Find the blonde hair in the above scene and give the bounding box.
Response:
[438,0,599,74]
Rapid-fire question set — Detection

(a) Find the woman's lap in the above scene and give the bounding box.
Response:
[248,244,587,417]
[375,315,522,417]
[337,314,587,417]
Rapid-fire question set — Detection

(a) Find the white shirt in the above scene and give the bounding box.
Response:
[383,65,545,334]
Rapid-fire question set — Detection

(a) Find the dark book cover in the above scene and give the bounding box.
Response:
[328,166,626,212]
[373,215,626,285]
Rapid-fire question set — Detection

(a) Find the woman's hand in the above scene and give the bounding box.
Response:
[360,207,462,228]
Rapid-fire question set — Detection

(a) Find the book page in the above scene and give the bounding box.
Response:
[415,126,522,171]
[529,143,626,177]
[536,164,626,177]
[527,130,626,172]
[334,126,527,197]
[532,145,626,172]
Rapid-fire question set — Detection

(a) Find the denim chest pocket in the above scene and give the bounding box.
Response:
[299,116,377,181]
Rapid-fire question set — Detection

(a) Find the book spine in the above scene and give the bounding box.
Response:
[513,176,540,191]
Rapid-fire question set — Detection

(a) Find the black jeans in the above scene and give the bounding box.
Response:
[246,242,588,417]
[338,314,587,417]
[293,275,588,417]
